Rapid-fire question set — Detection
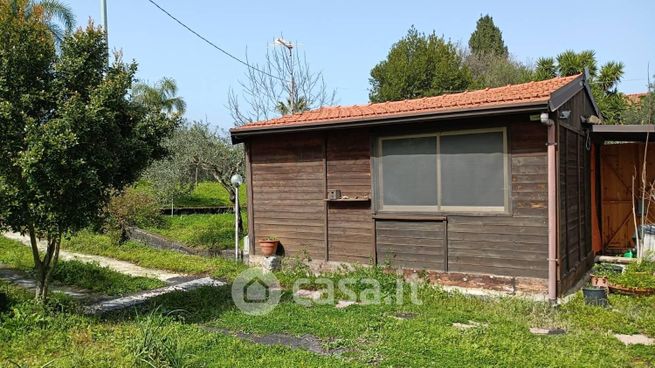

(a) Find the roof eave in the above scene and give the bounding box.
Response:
[230,100,550,144]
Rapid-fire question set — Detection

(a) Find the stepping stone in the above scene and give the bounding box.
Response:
[84,277,225,315]
[452,320,487,330]
[335,300,358,309]
[614,334,655,346]
[393,312,417,320]
[202,326,347,356]
[530,327,567,335]
[294,289,322,301]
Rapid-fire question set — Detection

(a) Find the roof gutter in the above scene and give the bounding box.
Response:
[230,101,549,144]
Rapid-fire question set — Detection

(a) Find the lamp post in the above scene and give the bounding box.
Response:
[231,174,243,262]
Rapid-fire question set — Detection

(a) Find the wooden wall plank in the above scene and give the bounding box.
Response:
[326,129,374,262]
[250,133,326,258]
[376,220,446,270]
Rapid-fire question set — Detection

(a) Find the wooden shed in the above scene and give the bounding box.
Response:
[231,74,600,299]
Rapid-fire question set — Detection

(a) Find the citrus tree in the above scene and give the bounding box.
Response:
[0,7,177,300]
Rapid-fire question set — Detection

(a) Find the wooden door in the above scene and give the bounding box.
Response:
[600,143,655,252]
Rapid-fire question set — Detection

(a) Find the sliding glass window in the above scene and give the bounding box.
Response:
[377,128,508,213]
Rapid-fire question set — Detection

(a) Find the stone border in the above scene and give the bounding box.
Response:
[159,206,247,215]
[248,255,548,297]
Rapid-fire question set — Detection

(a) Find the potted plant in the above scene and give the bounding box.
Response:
[590,263,621,288]
[259,236,279,257]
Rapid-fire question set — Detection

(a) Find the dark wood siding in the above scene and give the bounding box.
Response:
[376,220,446,270]
[446,121,549,278]
[247,115,551,280]
[326,129,374,263]
[250,133,326,259]
[557,91,594,291]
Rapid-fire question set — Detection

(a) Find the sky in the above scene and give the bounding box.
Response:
[68,0,654,130]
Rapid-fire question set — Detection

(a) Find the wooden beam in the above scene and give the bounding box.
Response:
[323,133,329,261]
[245,142,255,256]
[443,219,449,272]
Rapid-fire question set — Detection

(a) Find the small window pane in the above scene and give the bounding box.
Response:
[381,137,437,206]
[440,132,505,207]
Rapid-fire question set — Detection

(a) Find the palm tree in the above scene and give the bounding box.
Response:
[276,96,309,115]
[133,77,187,116]
[5,0,75,44]
[534,50,626,123]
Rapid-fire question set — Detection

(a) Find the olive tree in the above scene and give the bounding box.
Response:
[142,121,245,232]
[0,12,177,301]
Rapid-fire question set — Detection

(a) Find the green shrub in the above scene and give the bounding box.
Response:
[105,188,163,243]
[606,260,655,289]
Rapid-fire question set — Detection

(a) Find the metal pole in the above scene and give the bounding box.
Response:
[100,0,108,40]
[289,47,295,114]
[100,0,109,60]
[234,186,239,262]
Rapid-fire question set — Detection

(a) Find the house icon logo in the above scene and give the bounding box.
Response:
[232,268,281,315]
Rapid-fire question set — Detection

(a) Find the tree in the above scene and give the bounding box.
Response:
[133,77,187,116]
[228,40,335,126]
[623,83,655,125]
[143,127,195,214]
[182,122,245,234]
[142,122,246,232]
[0,11,177,301]
[463,15,531,88]
[5,0,75,44]
[468,14,508,58]
[534,50,626,123]
[369,26,471,102]
[464,52,533,89]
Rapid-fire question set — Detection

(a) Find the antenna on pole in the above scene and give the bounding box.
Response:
[275,37,295,114]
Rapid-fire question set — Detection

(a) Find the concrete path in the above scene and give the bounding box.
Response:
[3,232,185,283]
[2,232,229,314]
[84,277,225,315]
[0,263,107,302]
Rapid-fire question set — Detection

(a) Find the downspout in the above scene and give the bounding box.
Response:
[542,112,558,302]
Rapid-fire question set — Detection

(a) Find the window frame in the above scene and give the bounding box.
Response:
[375,127,510,214]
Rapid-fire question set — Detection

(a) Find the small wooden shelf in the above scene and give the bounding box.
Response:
[324,198,371,202]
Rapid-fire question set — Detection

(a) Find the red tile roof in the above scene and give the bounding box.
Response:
[232,74,581,132]
[626,92,648,104]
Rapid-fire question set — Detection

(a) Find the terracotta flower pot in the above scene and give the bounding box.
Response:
[259,240,279,257]
[591,275,609,288]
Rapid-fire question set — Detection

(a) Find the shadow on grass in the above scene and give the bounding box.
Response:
[100,284,238,324]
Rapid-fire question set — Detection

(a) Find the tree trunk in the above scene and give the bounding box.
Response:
[28,228,61,302]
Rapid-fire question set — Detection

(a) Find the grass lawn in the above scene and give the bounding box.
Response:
[0,237,165,296]
[135,180,247,208]
[144,212,246,250]
[62,231,247,281]
[4,233,654,367]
